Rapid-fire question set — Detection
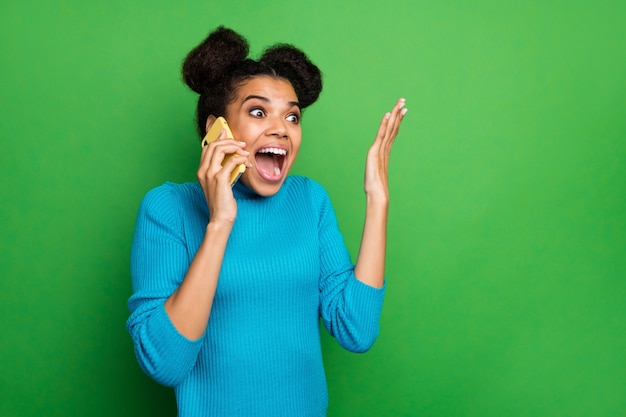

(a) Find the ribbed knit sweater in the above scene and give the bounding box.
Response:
[126,175,385,416]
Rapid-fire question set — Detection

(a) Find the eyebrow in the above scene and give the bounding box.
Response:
[242,94,301,109]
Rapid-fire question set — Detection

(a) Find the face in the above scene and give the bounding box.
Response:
[208,76,302,197]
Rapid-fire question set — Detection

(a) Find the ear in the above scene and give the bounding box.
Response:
[205,115,218,135]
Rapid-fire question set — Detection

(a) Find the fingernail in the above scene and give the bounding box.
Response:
[384,112,391,120]
[401,108,408,116]
[399,101,406,109]
[238,141,246,145]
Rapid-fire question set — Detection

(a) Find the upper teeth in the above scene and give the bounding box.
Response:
[258,147,286,155]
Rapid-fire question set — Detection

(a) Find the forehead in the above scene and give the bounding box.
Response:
[232,76,298,103]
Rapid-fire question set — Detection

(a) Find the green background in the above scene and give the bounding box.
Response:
[2,1,625,416]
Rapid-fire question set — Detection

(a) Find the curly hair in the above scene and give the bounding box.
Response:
[182,26,323,138]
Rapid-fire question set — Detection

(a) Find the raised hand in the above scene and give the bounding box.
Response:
[354,98,407,288]
[364,98,407,202]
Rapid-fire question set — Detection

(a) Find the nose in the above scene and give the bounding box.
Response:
[265,116,288,139]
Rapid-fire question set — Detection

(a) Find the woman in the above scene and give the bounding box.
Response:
[127,26,407,416]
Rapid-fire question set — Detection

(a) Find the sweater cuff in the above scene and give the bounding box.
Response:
[144,302,204,385]
[346,275,386,310]
[346,275,386,326]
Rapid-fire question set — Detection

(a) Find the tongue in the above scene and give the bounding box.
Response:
[256,153,281,180]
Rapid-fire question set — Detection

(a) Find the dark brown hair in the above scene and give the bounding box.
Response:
[182,26,323,138]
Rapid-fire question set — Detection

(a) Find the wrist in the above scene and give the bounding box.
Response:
[206,218,234,235]
[365,190,389,207]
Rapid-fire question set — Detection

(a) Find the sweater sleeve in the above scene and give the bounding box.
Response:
[310,180,386,353]
[126,184,204,387]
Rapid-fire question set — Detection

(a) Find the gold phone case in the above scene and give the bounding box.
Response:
[201,117,246,186]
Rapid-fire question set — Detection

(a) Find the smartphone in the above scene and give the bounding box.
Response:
[201,117,246,186]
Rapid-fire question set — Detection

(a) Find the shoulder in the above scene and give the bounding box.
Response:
[139,181,203,215]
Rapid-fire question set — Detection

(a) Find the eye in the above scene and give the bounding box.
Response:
[286,113,300,124]
[249,108,265,118]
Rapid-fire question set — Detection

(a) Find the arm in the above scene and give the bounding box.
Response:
[126,130,249,386]
[317,99,406,352]
[164,129,250,340]
[354,98,407,288]
[126,185,207,386]
[315,181,385,353]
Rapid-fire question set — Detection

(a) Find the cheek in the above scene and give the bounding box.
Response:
[289,138,302,161]
[231,125,254,146]
[290,128,302,151]
[292,139,302,152]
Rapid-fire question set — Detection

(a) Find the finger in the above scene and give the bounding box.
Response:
[384,98,406,137]
[383,99,407,150]
[198,141,214,181]
[204,139,248,160]
[387,111,405,148]
[216,128,233,141]
[214,154,249,184]
[199,140,248,181]
[212,140,248,155]
[207,143,248,176]
[201,128,228,147]
[221,154,248,171]
[377,98,405,137]
[372,98,407,152]
[374,112,391,144]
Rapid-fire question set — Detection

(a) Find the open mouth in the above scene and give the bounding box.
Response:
[255,147,287,182]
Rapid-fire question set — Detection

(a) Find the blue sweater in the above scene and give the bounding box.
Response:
[127,176,385,416]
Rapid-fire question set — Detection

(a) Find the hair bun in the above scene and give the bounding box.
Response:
[260,44,322,108]
[183,27,324,137]
[182,26,249,94]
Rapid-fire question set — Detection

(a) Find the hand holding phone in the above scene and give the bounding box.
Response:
[202,117,246,186]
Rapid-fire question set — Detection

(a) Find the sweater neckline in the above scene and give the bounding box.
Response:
[232,180,263,200]
[231,177,292,201]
